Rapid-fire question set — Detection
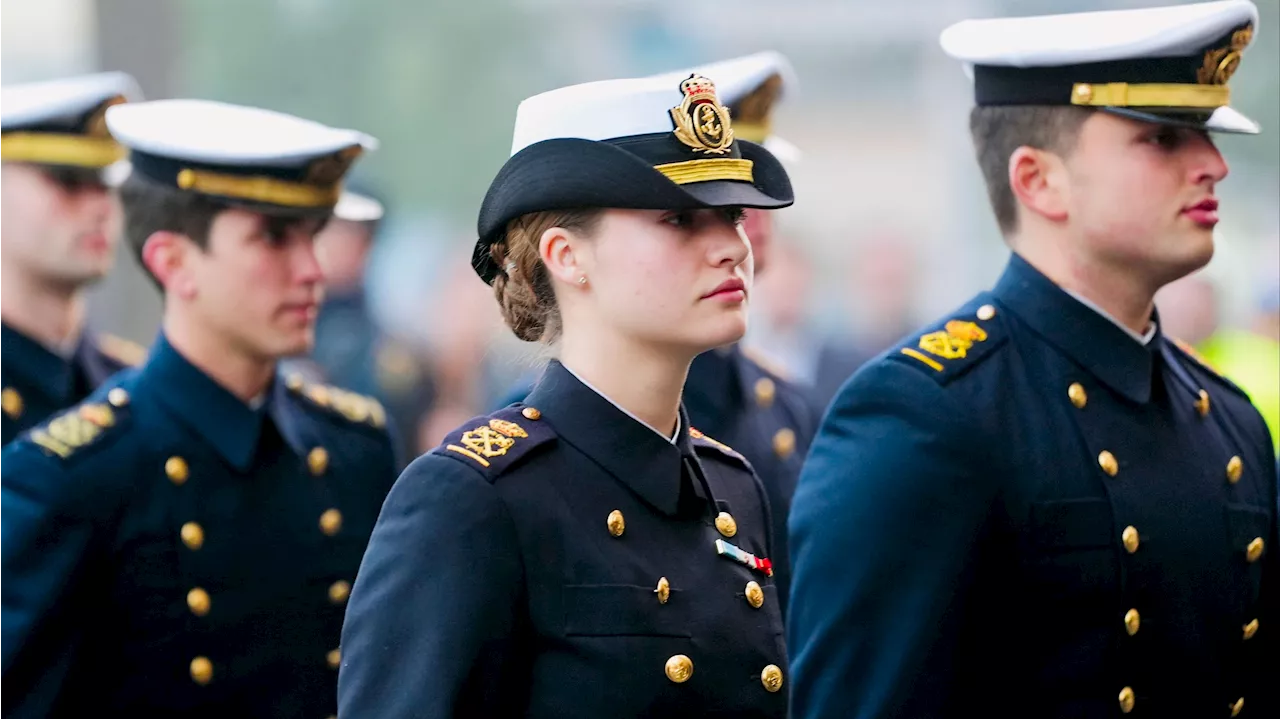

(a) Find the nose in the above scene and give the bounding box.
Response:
[706,216,750,269]
[1190,134,1229,186]
[293,235,325,284]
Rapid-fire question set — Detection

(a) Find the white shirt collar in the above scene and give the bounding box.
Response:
[1064,289,1158,346]
[561,364,680,444]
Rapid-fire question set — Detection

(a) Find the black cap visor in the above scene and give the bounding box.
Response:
[473,136,793,284]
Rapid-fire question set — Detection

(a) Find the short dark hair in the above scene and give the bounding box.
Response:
[968,105,1093,235]
[118,174,228,288]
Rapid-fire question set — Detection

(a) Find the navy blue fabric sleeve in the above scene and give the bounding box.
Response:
[338,452,525,718]
[1,442,118,719]
[787,359,999,719]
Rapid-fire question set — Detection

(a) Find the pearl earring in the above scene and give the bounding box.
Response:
[577,276,587,285]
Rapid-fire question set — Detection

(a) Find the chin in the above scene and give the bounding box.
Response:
[268,332,315,359]
[692,316,748,352]
[1168,232,1216,278]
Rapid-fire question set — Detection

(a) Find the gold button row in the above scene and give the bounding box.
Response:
[1095,449,1247,479]
[652,577,766,610]
[185,580,350,619]
[187,649,342,686]
[662,655,782,692]
[1070,383,1215,418]
[179,510,343,551]
[167,447,336,485]
[610,510,749,541]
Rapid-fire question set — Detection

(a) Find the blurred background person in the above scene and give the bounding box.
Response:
[292,189,438,465]
[1159,265,1280,451]
[1,71,145,445]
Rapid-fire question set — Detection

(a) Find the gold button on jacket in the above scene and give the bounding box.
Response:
[665,654,693,683]
[190,656,214,685]
[654,576,670,605]
[187,587,211,617]
[308,447,330,476]
[760,664,784,693]
[166,456,189,485]
[1118,686,1135,714]
[1068,383,1088,409]
[607,510,625,537]
[319,509,343,537]
[180,522,204,550]
[329,580,352,605]
[715,511,738,538]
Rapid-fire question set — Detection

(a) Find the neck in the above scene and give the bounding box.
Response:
[1013,233,1158,336]
[162,312,276,403]
[0,267,86,350]
[557,325,690,437]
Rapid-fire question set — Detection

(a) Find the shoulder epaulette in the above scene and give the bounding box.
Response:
[286,375,387,430]
[889,299,1007,384]
[689,427,750,469]
[96,333,147,367]
[430,405,556,481]
[26,400,129,461]
[1166,336,1250,398]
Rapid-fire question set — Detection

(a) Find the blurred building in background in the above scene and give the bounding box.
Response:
[5,0,1277,451]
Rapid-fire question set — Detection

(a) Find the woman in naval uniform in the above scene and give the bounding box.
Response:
[338,70,794,718]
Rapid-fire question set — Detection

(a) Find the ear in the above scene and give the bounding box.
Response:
[1008,145,1069,224]
[141,231,198,300]
[538,225,588,288]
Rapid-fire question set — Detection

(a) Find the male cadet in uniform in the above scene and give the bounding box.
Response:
[789,2,1277,718]
[493,52,819,610]
[1,99,399,718]
[1,72,147,445]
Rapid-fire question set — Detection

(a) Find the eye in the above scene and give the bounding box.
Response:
[1145,127,1186,151]
[722,207,746,226]
[662,211,696,229]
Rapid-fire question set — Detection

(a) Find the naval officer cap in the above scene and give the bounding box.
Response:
[649,51,801,163]
[941,0,1261,134]
[473,71,795,284]
[105,99,377,216]
[1,71,141,169]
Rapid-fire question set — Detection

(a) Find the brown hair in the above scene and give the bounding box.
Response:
[968,105,1093,235]
[118,174,227,288]
[489,208,602,343]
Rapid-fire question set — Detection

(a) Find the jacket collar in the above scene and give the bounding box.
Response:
[993,253,1157,404]
[139,334,306,470]
[525,360,696,516]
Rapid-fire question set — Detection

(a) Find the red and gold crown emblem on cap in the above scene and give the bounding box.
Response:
[670,74,735,155]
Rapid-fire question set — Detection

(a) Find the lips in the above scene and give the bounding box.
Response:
[280,302,318,319]
[1182,197,1219,228]
[703,277,746,300]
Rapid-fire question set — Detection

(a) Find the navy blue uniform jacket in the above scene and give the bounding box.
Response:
[339,360,789,718]
[788,255,1278,718]
[2,335,398,718]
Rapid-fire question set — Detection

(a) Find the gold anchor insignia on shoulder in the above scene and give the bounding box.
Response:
[918,320,989,360]
[30,404,114,458]
[446,418,528,467]
[670,74,735,155]
[1199,24,1252,85]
